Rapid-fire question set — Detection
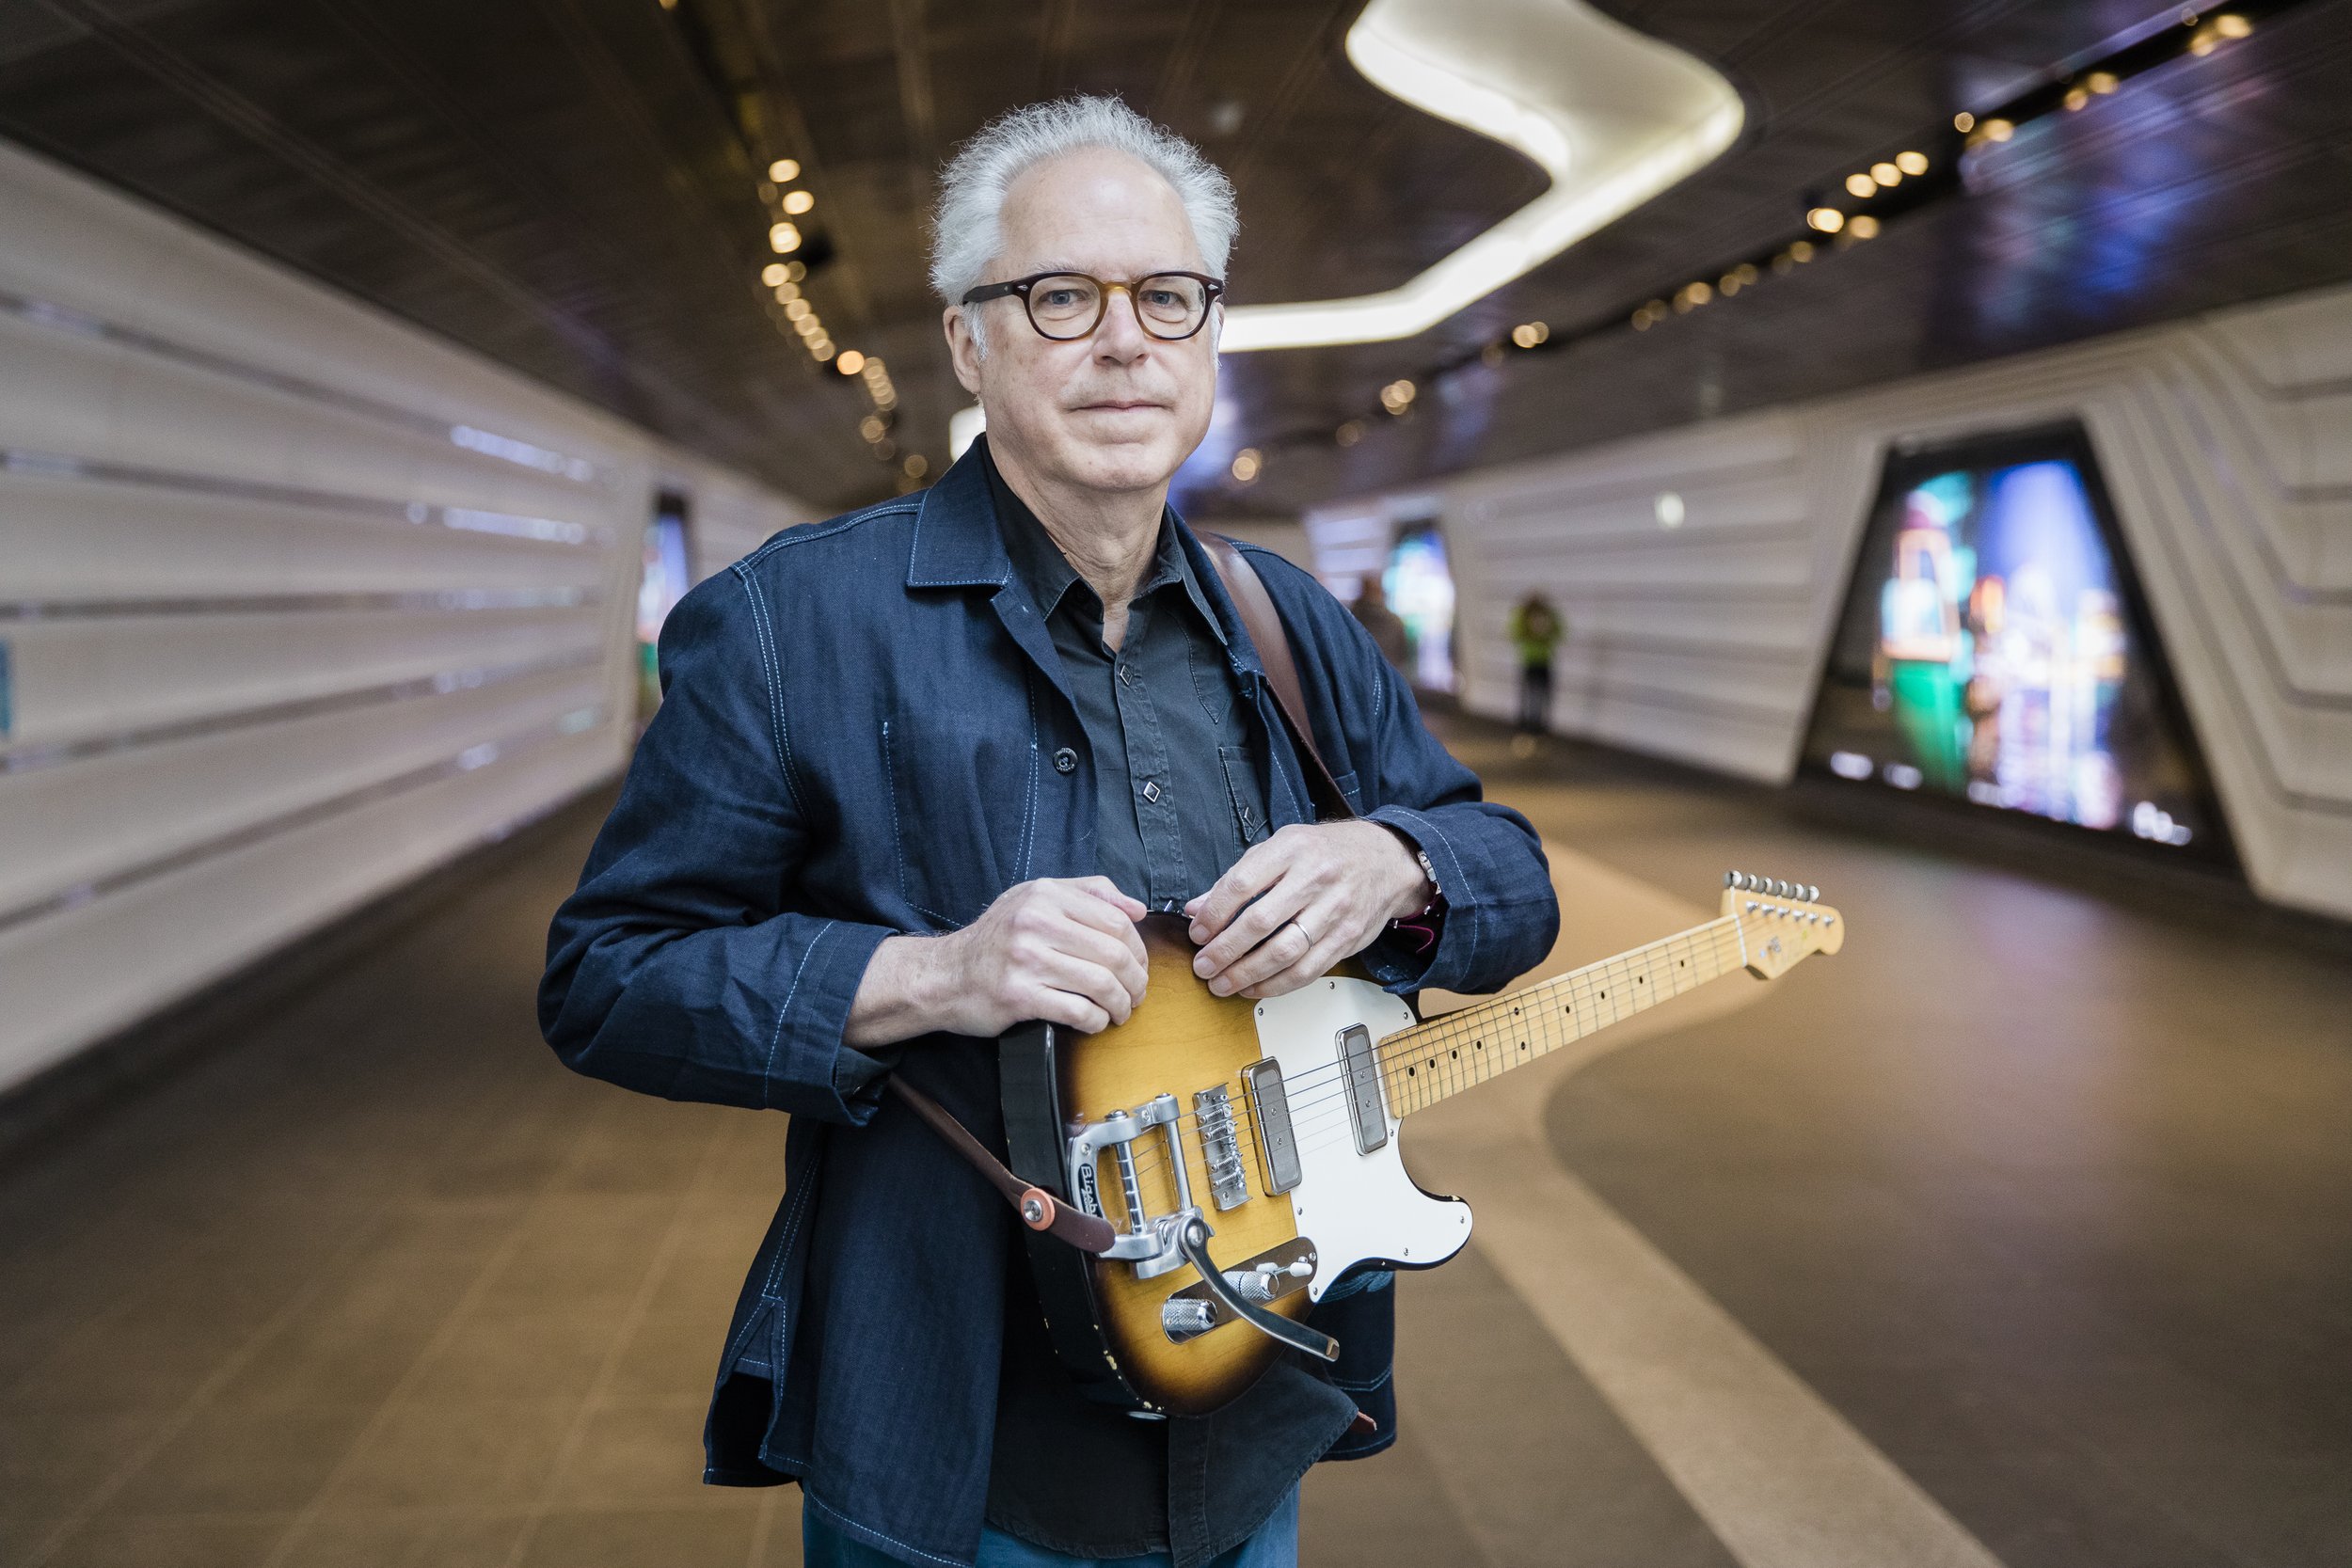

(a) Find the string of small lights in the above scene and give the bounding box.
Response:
[652,0,931,492]
[1220,0,2305,492]
[747,152,928,488]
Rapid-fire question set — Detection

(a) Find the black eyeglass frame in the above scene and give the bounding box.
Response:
[959,270,1227,341]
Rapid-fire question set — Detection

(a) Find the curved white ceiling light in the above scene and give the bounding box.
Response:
[1217,0,1744,353]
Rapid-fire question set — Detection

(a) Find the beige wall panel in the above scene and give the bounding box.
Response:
[0,141,821,1092]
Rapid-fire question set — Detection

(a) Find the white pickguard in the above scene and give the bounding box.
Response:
[1249,976,1472,1301]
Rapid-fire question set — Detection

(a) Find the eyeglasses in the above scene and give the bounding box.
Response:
[960,271,1225,342]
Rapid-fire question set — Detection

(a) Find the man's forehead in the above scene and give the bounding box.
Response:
[998,151,1203,268]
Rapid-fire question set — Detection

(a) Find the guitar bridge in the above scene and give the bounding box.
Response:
[1194,1084,1249,1211]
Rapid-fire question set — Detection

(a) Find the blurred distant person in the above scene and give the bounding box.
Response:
[541,95,1555,1568]
[1352,575,1411,673]
[1509,592,1564,752]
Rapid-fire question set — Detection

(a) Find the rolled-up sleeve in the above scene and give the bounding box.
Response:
[538,568,895,1123]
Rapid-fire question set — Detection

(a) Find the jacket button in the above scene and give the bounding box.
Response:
[1053,747,1078,774]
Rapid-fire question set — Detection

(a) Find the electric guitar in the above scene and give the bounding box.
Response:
[998,871,1844,1417]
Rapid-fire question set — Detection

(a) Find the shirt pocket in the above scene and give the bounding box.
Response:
[1219,744,1270,847]
[882,714,1031,928]
[1186,640,1238,727]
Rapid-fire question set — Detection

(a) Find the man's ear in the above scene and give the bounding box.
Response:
[944,307,984,397]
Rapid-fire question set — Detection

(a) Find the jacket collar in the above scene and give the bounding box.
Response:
[905,439,1013,590]
[902,433,1267,679]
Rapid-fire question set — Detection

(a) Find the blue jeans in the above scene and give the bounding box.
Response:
[803,1487,1300,1568]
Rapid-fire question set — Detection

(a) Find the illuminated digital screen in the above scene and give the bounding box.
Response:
[1383,522,1456,692]
[637,495,692,719]
[1802,425,2226,858]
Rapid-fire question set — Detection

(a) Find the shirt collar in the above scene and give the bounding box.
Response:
[980,437,1226,643]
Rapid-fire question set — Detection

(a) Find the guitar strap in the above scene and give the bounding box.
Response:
[1197,534,1357,823]
[896,533,1354,1248]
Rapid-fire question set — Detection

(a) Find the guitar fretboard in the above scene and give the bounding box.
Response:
[1377,916,1747,1117]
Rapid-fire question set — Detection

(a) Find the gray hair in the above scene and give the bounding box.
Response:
[929,96,1238,352]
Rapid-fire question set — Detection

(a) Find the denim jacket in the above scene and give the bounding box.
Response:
[537,448,1560,1567]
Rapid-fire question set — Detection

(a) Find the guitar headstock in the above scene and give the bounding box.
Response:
[1720,870,1845,978]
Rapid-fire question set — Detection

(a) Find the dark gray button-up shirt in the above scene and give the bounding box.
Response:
[989,456,1270,909]
[980,448,1353,1563]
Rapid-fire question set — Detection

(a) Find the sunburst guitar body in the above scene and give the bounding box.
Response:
[998,872,1844,1417]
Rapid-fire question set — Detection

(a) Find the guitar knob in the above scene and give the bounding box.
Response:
[1227,1270,1279,1304]
[1162,1298,1216,1336]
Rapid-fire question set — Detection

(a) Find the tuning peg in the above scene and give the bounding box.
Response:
[1805,883,1820,902]
[1769,879,1788,897]
[1724,871,1740,889]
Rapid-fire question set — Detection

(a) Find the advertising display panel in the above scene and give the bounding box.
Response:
[1383,521,1456,693]
[1802,425,2228,863]
[637,493,693,721]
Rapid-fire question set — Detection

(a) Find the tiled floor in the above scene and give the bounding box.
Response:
[2,724,2347,1566]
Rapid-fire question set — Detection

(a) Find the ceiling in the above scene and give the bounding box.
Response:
[3,0,2347,520]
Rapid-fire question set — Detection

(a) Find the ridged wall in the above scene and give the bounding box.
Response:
[0,142,817,1094]
[1309,282,2352,922]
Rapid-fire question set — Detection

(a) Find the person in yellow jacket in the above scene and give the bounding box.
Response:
[1509,593,1564,741]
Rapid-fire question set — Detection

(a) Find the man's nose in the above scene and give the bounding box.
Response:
[1091,284,1152,359]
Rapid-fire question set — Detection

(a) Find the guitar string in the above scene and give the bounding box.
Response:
[1152,917,1743,1124]
[1134,929,1744,1183]
[1180,920,1742,1135]
[1114,922,1747,1181]
[1110,938,1704,1187]
[1110,922,1752,1193]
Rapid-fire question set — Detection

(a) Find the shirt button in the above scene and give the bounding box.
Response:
[1141,780,1162,803]
[1118,664,1135,687]
[1053,747,1078,774]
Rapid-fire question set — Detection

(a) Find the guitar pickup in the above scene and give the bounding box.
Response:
[1339,1024,1389,1155]
[1242,1059,1301,1195]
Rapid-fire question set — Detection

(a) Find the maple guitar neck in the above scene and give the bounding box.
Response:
[1376,875,1845,1118]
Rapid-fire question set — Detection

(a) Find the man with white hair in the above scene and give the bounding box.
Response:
[542,97,1556,1568]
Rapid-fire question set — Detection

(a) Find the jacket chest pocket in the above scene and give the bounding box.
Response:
[882,715,1036,928]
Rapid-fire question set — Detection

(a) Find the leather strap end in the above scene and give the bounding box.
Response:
[1348,1409,1378,1438]
[1019,1186,1119,1255]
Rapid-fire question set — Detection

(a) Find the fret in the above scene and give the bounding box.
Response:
[1379,916,1749,1117]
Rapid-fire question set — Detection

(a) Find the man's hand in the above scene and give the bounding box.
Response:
[846,878,1151,1046]
[1184,821,1431,1001]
